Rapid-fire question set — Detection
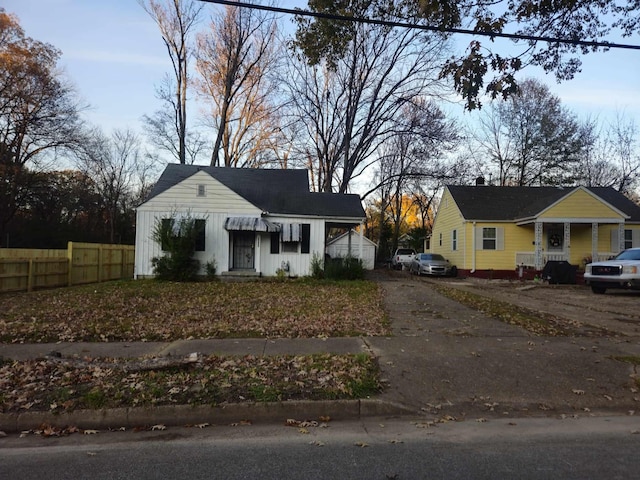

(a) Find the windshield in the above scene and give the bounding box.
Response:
[419,254,445,261]
[614,249,640,261]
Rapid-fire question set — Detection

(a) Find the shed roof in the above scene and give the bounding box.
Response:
[446,185,640,222]
[143,164,365,219]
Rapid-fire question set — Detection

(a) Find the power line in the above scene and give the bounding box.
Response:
[197,0,640,51]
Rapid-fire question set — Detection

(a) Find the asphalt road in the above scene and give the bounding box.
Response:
[2,416,639,479]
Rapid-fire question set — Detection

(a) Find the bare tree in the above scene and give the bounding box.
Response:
[139,0,203,164]
[288,8,450,193]
[472,78,587,186]
[0,10,85,244]
[76,128,148,243]
[579,113,640,196]
[195,2,280,167]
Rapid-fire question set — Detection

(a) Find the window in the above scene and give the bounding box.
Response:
[482,227,497,250]
[159,218,205,252]
[197,184,205,197]
[439,233,442,247]
[452,230,457,251]
[282,242,298,253]
[625,229,633,250]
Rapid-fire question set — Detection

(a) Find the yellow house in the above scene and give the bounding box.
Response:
[431,184,640,277]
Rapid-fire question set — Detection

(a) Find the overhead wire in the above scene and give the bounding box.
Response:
[197,0,640,51]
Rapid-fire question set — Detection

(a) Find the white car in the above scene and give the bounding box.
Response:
[584,248,640,294]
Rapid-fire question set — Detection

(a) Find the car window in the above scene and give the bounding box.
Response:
[397,249,414,255]
[615,249,640,261]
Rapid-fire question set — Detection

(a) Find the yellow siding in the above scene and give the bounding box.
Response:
[464,222,533,270]
[431,188,467,268]
[540,189,623,219]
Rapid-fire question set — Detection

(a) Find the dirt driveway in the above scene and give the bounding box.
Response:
[439,277,640,337]
[367,270,640,420]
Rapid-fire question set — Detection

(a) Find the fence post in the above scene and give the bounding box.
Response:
[98,245,103,283]
[27,258,34,292]
[67,241,73,287]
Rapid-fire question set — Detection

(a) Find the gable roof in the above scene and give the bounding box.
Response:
[327,229,378,247]
[143,164,365,219]
[446,185,640,222]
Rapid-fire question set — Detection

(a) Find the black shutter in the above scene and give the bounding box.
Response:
[195,219,206,252]
[301,224,310,253]
[270,232,280,254]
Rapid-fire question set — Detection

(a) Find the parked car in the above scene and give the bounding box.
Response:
[410,253,457,277]
[391,248,416,270]
[584,248,640,294]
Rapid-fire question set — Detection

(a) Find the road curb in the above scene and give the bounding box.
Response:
[0,399,417,433]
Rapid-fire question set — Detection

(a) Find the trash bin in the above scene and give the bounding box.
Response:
[541,260,577,284]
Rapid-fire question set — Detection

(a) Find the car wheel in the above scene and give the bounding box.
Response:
[591,285,606,294]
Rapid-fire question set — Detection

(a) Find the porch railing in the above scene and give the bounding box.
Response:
[515,252,616,268]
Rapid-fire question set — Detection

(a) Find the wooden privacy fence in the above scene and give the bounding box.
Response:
[0,242,135,293]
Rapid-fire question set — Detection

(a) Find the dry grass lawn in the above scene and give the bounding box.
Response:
[0,278,389,343]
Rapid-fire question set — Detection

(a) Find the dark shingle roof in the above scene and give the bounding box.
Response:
[143,164,365,219]
[447,185,640,222]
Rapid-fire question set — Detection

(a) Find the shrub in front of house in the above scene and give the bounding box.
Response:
[151,216,201,282]
[324,255,364,280]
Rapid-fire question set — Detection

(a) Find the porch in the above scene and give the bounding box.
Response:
[515,251,616,269]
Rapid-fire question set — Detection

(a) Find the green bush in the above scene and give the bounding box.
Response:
[310,252,324,279]
[151,215,201,282]
[324,255,364,280]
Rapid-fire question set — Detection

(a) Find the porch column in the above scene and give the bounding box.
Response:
[563,222,571,263]
[534,221,543,270]
[591,222,599,262]
[618,222,625,253]
[358,223,364,261]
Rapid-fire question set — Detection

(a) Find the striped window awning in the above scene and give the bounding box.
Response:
[281,223,301,242]
[224,217,280,233]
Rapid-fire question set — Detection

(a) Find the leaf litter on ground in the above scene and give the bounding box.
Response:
[0,279,389,343]
[0,352,381,413]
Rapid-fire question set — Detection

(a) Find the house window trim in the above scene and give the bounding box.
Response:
[197,184,206,197]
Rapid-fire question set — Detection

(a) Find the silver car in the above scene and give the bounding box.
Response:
[410,253,457,277]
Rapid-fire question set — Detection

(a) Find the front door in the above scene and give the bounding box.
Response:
[233,232,255,270]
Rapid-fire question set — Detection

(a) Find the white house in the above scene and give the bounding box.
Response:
[326,230,377,270]
[134,165,366,278]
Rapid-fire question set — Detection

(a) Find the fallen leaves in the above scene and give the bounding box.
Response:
[0,279,389,343]
[0,353,381,413]
[430,283,608,336]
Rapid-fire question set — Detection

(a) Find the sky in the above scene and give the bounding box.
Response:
[5,0,640,162]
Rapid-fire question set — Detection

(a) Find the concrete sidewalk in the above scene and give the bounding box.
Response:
[0,337,369,361]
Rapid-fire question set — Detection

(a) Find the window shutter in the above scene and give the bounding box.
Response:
[270,232,280,254]
[195,219,206,252]
[301,224,311,253]
[496,227,504,251]
[475,227,483,250]
[632,229,640,248]
[611,228,619,252]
